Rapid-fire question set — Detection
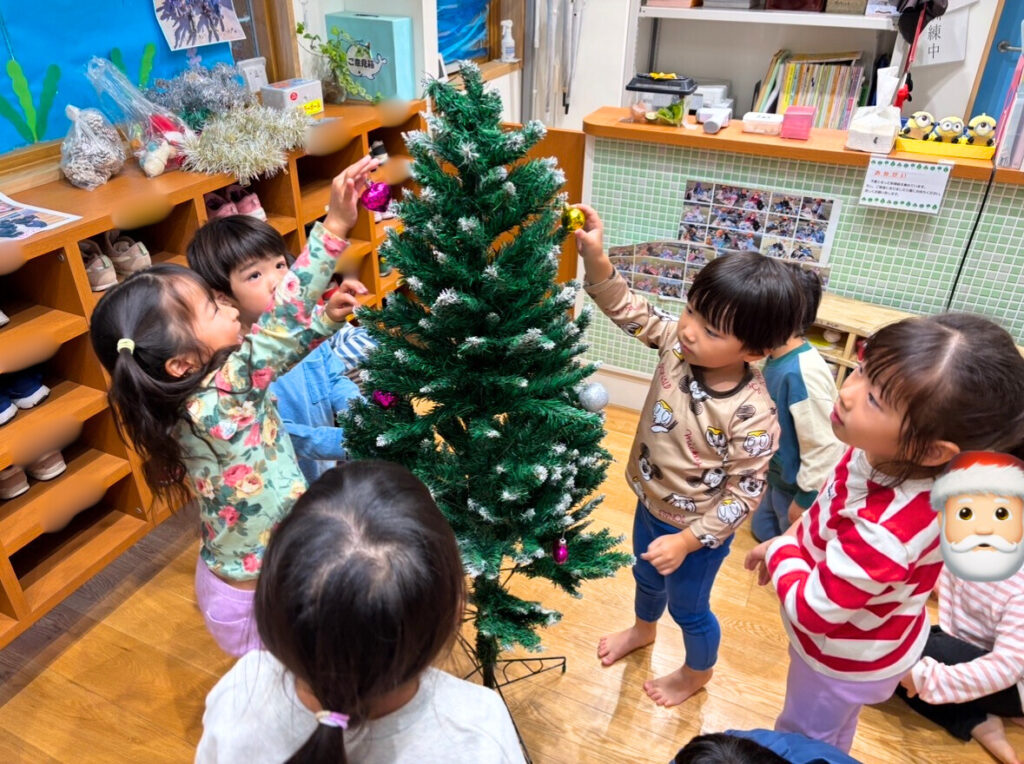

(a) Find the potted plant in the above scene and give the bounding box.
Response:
[296,23,374,103]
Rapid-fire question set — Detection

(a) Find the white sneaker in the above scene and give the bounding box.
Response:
[0,309,8,327]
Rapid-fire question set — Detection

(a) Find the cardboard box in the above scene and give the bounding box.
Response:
[324,12,416,101]
[261,78,324,116]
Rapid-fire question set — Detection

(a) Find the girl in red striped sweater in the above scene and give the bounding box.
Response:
[744,313,1024,754]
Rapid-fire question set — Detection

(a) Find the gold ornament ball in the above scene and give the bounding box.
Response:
[562,207,585,232]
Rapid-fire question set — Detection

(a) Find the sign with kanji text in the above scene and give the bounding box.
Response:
[918,7,970,67]
[859,157,952,214]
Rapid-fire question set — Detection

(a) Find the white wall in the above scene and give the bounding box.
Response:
[292,0,438,97]
[907,0,1000,120]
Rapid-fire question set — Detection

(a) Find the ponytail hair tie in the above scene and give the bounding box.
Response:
[116,338,135,354]
[314,710,350,729]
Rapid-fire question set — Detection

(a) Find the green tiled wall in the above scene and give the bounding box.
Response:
[949,182,1024,342]
[584,137,996,374]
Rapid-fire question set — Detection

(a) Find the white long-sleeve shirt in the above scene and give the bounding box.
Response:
[911,566,1024,705]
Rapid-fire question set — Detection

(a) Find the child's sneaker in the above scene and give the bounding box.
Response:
[204,192,239,220]
[3,371,50,409]
[100,230,151,279]
[80,240,117,291]
[0,466,29,500]
[26,450,66,481]
[0,392,15,426]
[225,185,267,221]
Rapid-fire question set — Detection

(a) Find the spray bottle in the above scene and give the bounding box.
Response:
[500,20,516,63]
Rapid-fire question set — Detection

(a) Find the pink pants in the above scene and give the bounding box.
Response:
[194,554,263,657]
[775,646,901,753]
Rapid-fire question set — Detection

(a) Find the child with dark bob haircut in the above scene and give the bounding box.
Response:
[573,204,806,709]
[196,461,524,764]
[188,215,376,484]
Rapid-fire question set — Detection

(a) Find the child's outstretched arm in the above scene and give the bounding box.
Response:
[574,204,679,352]
[237,161,378,380]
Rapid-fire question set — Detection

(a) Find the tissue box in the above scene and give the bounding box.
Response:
[742,111,783,135]
[261,78,324,115]
[324,12,416,101]
[846,105,899,153]
[781,106,815,140]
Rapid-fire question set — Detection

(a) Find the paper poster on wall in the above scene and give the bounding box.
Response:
[154,0,245,51]
[608,241,717,303]
[859,157,952,214]
[917,8,970,67]
[679,180,838,281]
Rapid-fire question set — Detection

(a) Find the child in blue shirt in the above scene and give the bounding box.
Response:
[750,266,844,542]
[187,215,376,483]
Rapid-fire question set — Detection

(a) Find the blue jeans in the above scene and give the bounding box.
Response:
[632,501,733,671]
[750,482,795,543]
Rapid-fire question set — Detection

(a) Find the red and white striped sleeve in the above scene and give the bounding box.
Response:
[765,495,923,635]
[912,595,1024,705]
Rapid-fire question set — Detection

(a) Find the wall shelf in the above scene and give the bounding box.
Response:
[637,6,896,30]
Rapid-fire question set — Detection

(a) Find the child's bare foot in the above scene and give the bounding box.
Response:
[973,715,1021,764]
[597,620,656,666]
[643,665,713,707]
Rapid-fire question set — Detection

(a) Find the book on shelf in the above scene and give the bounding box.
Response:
[644,0,703,6]
[701,0,762,7]
[757,49,863,129]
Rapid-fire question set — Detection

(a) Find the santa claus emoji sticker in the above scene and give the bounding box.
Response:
[932,451,1024,582]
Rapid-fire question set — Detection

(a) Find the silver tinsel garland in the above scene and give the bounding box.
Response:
[181,106,310,186]
[148,63,253,130]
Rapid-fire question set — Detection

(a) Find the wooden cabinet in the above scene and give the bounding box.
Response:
[0,102,427,649]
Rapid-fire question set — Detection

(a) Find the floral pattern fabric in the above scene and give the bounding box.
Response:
[177,223,347,581]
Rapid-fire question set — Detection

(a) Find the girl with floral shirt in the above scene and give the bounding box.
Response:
[90,159,378,656]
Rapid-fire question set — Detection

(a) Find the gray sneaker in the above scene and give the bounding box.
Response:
[80,239,117,291]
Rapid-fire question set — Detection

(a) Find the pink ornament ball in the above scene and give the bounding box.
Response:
[554,538,569,565]
[360,181,392,212]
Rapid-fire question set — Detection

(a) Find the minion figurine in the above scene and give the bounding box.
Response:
[900,111,934,141]
[958,114,997,146]
[925,116,965,143]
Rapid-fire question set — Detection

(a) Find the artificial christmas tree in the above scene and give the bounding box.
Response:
[340,63,631,689]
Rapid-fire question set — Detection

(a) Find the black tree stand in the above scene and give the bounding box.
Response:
[456,627,566,764]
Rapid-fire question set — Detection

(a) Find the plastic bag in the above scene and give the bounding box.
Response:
[86,56,193,177]
[59,105,126,190]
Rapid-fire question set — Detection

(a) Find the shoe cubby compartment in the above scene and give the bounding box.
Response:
[0,248,89,375]
[126,199,200,270]
[7,473,147,618]
[296,135,371,234]
[1,335,109,470]
[247,173,299,236]
[0,408,133,553]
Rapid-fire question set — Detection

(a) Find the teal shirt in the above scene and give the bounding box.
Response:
[177,223,345,581]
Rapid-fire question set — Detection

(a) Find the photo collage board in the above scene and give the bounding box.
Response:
[611,180,839,303]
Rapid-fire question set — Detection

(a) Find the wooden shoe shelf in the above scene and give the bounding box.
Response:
[0,102,432,650]
[0,100,585,650]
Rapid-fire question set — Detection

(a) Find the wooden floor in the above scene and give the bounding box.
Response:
[0,405,1018,763]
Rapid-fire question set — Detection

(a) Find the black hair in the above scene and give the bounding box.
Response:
[255,461,465,764]
[674,733,789,764]
[863,313,1024,485]
[687,252,806,354]
[790,264,822,335]
[89,264,238,504]
[187,214,292,297]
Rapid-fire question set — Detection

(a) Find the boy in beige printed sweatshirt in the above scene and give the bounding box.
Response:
[574,204,806,707]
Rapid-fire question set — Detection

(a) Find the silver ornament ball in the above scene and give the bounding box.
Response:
[578,382,609,412]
